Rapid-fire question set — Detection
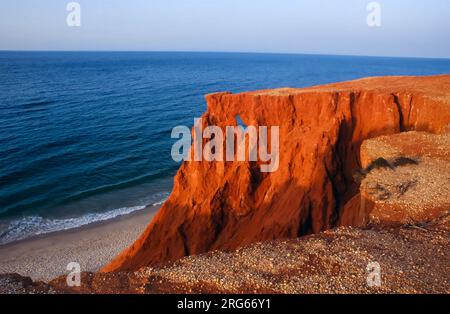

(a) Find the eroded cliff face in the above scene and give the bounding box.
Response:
[103,75,450,272]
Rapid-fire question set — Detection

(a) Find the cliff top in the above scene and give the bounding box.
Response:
[215,75,450,104]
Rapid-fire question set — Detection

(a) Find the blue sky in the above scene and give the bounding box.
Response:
[0,0,449,58]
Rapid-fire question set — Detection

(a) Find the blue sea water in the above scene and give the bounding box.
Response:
[1,51,450,245]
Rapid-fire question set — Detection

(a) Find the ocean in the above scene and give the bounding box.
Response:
[1,51,450,245]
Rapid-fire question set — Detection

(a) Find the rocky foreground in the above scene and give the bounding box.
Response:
[1,216,448,294]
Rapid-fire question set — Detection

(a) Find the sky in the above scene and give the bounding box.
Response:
[0,0,449,58]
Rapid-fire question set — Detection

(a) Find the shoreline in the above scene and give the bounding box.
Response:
[0,205,159,282]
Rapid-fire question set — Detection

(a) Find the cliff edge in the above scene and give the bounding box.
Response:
[103,75,450,272]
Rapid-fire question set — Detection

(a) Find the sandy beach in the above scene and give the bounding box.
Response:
[0,206,159,282]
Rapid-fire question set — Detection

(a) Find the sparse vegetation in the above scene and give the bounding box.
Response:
[396,180,418,196]
[392,157,419,167]
[367,183,391,200]
[366,157,395,172]
[353,156,420,183]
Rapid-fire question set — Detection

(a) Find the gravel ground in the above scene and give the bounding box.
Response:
[1,217,448,294]
[137,218,449,294]
[362,157,450,211]
[359,131,450,225]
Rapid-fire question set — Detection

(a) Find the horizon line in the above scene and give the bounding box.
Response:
[1,49,450,61]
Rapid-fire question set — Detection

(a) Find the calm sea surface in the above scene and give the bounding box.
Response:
[1,51,450,244]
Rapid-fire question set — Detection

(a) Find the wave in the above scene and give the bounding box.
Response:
[55,171,175,206]
[0,195,168,246]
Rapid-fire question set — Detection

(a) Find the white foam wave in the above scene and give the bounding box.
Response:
[0,195,168,245]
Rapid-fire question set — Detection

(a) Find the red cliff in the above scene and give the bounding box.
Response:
[102,75,450,272]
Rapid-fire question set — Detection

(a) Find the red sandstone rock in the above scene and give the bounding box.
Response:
[102,75,450,272]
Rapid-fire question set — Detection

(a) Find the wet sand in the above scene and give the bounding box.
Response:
[0,206,159,282]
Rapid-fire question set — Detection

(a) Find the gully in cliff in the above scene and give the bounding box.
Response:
[171,118,280,172]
